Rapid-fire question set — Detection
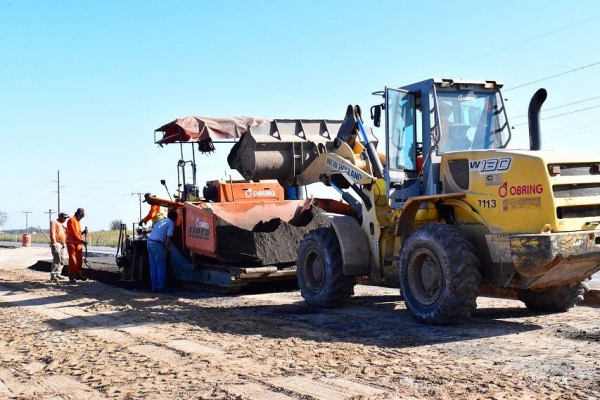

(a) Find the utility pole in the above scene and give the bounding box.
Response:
[132,192,144,221]
[53,170,65,213]
[22,211,32,234]
[44,209,54,230]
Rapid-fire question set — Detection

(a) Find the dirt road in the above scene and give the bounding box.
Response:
[0,247,598,399]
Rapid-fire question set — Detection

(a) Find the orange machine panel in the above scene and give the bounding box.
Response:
[207,180,284,203]
[184,203,217,259]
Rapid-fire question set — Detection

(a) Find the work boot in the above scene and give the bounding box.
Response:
[78,276,88,281]
[56,275,66,281]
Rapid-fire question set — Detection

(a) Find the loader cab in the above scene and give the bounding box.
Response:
[383,79,511,207]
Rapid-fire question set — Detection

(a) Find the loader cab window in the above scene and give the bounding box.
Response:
[386,89,417,171]
[436,90,509,154]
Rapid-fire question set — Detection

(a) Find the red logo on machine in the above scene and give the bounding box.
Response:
[498,182,543,198]
[498,182,508,198]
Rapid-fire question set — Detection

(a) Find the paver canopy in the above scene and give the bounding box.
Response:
[155,116,270,145]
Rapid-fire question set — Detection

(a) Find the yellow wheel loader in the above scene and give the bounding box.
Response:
[229,78,600,324]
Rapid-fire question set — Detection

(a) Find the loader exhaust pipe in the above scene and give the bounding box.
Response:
[528,88,547,151]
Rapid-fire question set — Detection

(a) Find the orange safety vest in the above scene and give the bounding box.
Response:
[50,220,66,244]
[66,216,83,244]
[142,204,166,225]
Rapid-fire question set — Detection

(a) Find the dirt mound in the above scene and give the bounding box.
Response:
[215,206,332,265]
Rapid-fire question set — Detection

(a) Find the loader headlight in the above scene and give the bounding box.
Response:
[549,165,561,176]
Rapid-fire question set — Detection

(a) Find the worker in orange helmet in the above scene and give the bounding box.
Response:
[66,208,88,282]
[139,193,166,227]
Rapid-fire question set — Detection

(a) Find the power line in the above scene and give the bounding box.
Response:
[86,199,140,213]
[539,104,600,121]
[544,127,600,140]
[44,209,55,229]
[512,95,600,119]
[64,185,155,191]
[18,183,53,209]
[22,191,54,211]
[545,127,600,140]
[298,14,600,118]
[60,192,132,197]
[62,173,178,185]
[542,121,600,134]
[63,162,230,185]
[504,61,600,92]
[513,104,600,126]
[409,16,600,84]
[132,192,144,221]
[22,212,32,234]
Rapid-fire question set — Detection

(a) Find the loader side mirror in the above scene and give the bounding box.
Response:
[370,104,383,127]
[160,179,166,185]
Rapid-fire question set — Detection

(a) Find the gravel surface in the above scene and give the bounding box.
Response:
[0,246,599,399]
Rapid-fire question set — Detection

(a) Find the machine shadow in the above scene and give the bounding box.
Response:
[16,265,543,349]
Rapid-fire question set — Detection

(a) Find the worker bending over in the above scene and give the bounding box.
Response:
[49,212,69,282]
[139,193,166,227]
[66,208,88,282]
[146,210,178,292]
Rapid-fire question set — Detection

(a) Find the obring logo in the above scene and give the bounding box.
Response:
[244,189,276,198]
[498,182,543,198]
[188,218,210,240]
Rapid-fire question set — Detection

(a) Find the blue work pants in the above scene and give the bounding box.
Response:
[147,241,167,292]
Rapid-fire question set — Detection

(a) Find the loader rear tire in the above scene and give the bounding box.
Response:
[517,281,589,312]
[399,224,481,325]
[297,228,354,308]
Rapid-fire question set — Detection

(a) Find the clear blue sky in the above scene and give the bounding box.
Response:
[1,1,599,231]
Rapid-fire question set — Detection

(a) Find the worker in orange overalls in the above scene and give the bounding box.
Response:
[139,193,166,227]
[66,208,88,282]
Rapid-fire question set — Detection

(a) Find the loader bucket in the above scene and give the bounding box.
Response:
[184,201,331,265]
[227,119,378,187]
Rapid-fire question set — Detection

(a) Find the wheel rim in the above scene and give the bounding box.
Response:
[407,249,443,306]
[303,249,325,293]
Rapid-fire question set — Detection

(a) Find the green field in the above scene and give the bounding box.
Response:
[0,230,130,248]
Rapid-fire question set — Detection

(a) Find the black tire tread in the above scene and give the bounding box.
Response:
[400,223,482,324]
[517,281,589,312]
[296,228,354,308]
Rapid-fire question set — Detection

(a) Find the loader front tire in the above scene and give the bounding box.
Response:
[399,224,481,325]
[517,281,589,312]
[297,228,354,308]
